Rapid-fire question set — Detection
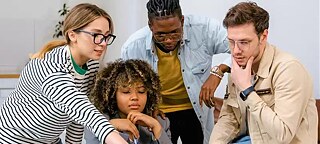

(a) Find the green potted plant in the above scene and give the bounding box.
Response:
[53,3,69,38]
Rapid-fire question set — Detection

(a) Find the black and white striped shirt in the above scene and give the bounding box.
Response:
[0,46,114,144]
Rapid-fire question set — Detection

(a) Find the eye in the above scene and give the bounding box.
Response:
[138,90,146,94]
[228,40,235,44]
[239,41,249,45]
[122,91,130,94]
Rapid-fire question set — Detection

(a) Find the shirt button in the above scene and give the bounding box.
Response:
[178,53,180,55]
[201,69,204,72]
[193,102,196,104]
[199,116,202,119]
[187,86,190,89]
[182,69,185,72]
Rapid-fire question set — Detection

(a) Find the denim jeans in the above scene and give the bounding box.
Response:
[233,136,251,144]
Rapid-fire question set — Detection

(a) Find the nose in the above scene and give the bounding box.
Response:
[130,92,138,101]
[163,36,176,43]
[98,38,108,47]
[233,43,242,54]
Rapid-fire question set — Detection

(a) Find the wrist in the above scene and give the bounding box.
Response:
[240,85,255,101]
[151,121,162,139]
[210,65,224,79]
[219,64,231,73]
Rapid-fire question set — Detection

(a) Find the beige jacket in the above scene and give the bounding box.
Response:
[210,43,318,144]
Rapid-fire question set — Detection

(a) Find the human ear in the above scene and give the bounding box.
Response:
[181,15,184,26]
[68,30,77,42]
[260,29,268,42]
[148,21,153,31]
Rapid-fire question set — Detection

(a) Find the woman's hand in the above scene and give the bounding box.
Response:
[109,119,140,139]
[127,111,162,139]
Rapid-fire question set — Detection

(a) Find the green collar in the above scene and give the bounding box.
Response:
[70,54,88,75]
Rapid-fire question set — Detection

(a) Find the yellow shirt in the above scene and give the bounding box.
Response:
[156,48,193,113]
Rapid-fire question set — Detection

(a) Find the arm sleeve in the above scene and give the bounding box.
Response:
[206,18,231,68]
[156,116,172,144]
[244,61,313,143]
[41,72,115,143]
[65,121,84,144]
[209,81,240,144]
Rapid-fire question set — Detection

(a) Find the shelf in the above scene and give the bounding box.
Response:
[0,74,20,78]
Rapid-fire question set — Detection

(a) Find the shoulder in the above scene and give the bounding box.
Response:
[156,116,170,129]
[184,15,222,28]
[122,26,151,50]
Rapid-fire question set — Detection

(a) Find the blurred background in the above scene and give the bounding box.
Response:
[0,0,318,143]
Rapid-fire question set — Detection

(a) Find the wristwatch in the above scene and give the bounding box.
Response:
[240,85,255,101]
[210,66,224,79]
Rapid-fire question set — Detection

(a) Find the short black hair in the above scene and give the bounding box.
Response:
[146,0,182,21]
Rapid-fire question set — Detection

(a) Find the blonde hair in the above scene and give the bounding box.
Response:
[31,3,114,59]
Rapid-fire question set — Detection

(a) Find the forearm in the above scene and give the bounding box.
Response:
[245,92,307,143]
[210,102,239,143]
[65,121,84,144]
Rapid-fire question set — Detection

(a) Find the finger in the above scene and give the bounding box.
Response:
[245,56,254,71]
[209,96,215,107]
[204,90,211,108]
[199,90,203,107]
[128,123,139,138]
[231,56,239,70]
[131,115,140,124]
[128,125,140,140]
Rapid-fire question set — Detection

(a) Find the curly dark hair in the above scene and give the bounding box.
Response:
[89,59,161,117]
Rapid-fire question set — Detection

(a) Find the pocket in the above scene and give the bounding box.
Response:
[225,97,239,108]
[191,60,210,83]
[259,93,275,107]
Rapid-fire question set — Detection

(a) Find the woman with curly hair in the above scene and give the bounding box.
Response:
[85,59,172,144]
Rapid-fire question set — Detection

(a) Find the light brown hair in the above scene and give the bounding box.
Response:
[223,1,269,36]
[31,3,114,59]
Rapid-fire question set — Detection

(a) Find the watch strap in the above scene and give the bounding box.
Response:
[240,85,255,101]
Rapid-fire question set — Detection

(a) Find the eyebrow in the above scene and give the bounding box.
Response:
[90,28,110,35]
[156,29,179,34]
[227,37,252,41]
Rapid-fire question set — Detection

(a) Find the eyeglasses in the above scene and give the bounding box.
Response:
[153,32,182,44]
[224,39,253,50]
[76,30,116,45]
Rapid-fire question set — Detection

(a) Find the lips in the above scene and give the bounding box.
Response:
[129,104,140,110]
[94,50,103,55]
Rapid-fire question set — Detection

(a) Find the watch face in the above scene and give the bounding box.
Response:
[240,91,247,101]
[212,66,219,72]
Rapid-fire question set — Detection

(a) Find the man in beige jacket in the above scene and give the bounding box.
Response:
[210,2,318,144]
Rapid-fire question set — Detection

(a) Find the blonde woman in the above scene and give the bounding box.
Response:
[0,3,126,144]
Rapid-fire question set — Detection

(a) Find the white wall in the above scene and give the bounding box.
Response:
[103,0,320,98]
[0,0,319,98]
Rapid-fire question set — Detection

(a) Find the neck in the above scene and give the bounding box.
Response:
[118,111,127,119]
[69,45,86,67]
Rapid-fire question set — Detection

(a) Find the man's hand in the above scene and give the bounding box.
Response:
[152,108,166,120]
[231,56,254,91]
[109,119,140,139]
[127,111,162,139]
[199,74,221,108]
